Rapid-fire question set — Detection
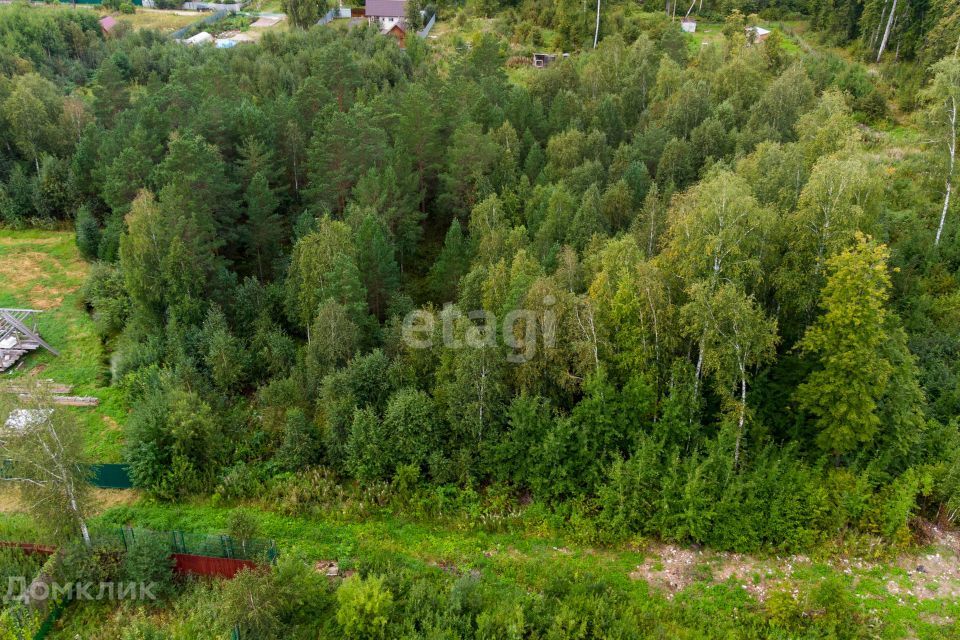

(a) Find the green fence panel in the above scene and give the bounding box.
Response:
[33,598,69,640]
[88,464,133,489]
[2,462,132,489]
[105,527,277,562]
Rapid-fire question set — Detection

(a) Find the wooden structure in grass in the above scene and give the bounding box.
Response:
[0,309,58,373]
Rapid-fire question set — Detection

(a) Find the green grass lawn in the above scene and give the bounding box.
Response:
[0,229,125,462]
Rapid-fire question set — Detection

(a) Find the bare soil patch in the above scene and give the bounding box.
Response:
[0,486,137,515]
[630,525,960,604]
[0,251,47,290]
[629,544,701,597]
[0,236,61,247]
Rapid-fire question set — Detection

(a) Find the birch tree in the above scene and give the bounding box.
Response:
[593,0,601,49]
[777,152,882,318]
[876,0,898,62]
[660,169,774,390]
[661,169,774,294]
[922,56,960,247]
[682,282,778,468]
[0,388,92,545]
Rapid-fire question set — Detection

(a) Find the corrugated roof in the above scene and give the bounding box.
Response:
[99,16,118,32]
[365,0,406,18]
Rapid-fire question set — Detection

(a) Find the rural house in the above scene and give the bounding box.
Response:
[746,25,771,43]
[366,0,407,30]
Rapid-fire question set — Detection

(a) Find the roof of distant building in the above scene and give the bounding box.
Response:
[366,0,407,18]
[99,16,118,32]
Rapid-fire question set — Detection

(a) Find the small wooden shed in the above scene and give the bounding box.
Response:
[381,23,406,48]
[99,15,118,35]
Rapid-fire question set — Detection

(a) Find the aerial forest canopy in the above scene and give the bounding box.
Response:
[1,1,960,555]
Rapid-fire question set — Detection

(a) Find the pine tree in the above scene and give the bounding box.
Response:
[75,204,101,261]
[428,220,471,301]
[244,172,283,281]
[353,211,400,320]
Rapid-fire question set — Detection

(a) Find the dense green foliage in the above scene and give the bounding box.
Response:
[1,0,959,574]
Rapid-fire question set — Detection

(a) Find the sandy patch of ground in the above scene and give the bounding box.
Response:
[0,236,61,247]
[629,525,960,604]
[27,284,71,309]
[92,488,140,511]
[886,526,960,602]
[0,251,47,290]
[0,486,23,513]
[0,487,138,515]
[629,544,702,597]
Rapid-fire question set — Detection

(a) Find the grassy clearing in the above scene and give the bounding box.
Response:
[37,498,958,638]
[688,21,805,56]
[0,5,197,35]
[116,9,199,34]
[0,229,125,461]
[246,0,285,13]
[687,21,726,51]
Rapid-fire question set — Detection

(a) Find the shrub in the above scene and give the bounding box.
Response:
[275,408,322,471]
[347,407,390,483]
[97,211,124,262]
[123,533,175,598]
[0,165,35,225]
[336,575,394,640]
[121,620,166,640]
[267,467,345,515]
[82,262,130,339]
[213,461,267,503]
[74,204,101,260]
[227,509,261,555]
[381,388,440,472]
[219,567,283,639]
[54,539,124,586]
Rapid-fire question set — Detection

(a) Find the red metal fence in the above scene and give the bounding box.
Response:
[0,540,56,556]
[172,553,258,579]
[1,542,266,579]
